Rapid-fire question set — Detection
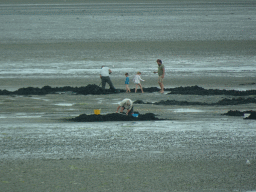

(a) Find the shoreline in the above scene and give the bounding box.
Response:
[0,76,255,91]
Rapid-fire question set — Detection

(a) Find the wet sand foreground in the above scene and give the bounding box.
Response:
[1,0,256,190]
[1,158,255,192]
[0,77,256,191]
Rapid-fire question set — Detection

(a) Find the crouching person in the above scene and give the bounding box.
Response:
[116,98,133,116]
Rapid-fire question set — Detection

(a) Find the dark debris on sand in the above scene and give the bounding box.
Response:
[168,85,256,96]
[134,97,256,106]
[70,113,162,122]
[0,84,123,96]
[246,112,256,119]
[222,110,256,120]
[0,84,255,96]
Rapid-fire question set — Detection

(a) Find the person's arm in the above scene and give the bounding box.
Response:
[162,67,165,78]
[109,69,112,74]
[140,76,145,81]
[126,109,131,115]
[116,105,121,113]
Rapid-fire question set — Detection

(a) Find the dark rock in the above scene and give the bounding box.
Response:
[0,84,255,96]
[76,84,103,95]
[244,112,256,120]
[0,89,12,95]
[0,84,123,96]
[154,100,207,106]
[216,97,256,105]
[239,82,255,86]
[70,113,161,122]
[168,85,256,96]
[14,87,46,95]
[135,97,256,106]
[134,100,145,104]
[222,110,256,120]
[222,110,245,116]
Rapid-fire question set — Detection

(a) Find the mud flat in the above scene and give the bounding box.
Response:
[1,82,256,191]
[0,84,255,121]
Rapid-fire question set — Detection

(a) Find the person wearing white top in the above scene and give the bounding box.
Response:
[100,66,115,93]
[116,98,134,115]
[133,72,145,93]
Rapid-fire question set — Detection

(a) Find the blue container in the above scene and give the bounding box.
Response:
[132,113,138,118]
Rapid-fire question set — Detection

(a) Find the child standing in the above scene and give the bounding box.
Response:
[125,73,131,93]
[133,72,145,93]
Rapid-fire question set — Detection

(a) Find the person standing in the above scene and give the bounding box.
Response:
[125,73,131,93]
[133,72,145,93]
[100,66,115,93]
[154,59,165,93]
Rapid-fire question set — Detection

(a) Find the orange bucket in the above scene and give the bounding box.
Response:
[94,109,101,115]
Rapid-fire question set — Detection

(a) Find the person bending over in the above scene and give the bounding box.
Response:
[116,98,133,115]
[100,65,115,93]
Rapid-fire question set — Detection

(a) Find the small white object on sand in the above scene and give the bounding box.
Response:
[246,159,251,165]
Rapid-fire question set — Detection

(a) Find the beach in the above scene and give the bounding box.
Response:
[1,77,256,191]
[1,0,256,191]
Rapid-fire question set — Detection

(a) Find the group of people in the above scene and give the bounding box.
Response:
[100,59,165,116]
[100,59,165,94]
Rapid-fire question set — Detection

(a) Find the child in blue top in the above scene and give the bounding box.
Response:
[125,73,131,93]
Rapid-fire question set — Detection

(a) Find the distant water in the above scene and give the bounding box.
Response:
[0,2,255,79]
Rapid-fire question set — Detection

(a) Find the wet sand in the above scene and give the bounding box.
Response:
[1,158,255,192]
[1,0,256,190]
[1,75,256,91]
[0,77,256,191]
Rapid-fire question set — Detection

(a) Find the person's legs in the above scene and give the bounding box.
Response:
[159,82,164,93]
[135,84,138,93]
[126,84,130,93]
[101,77,107,93]
[158,76,164,93]
[106,77,115,91]
[139,83,144,93]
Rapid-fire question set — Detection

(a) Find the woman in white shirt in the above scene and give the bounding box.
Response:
[133,72,145,93]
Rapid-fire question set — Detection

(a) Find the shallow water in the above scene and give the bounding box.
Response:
[1,2,255,42]
[0,1,255,79]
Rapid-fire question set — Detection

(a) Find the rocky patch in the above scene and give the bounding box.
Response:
[1,85,255,96]
[134,97,256,106]
[222,110,256,120]
[70,113,162,122]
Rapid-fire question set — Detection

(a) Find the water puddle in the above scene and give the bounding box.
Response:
[54,103,74,106]
[170,108,205,113]
[0,115,9,119]
[31,97,49,101]
[0,113,44,119]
